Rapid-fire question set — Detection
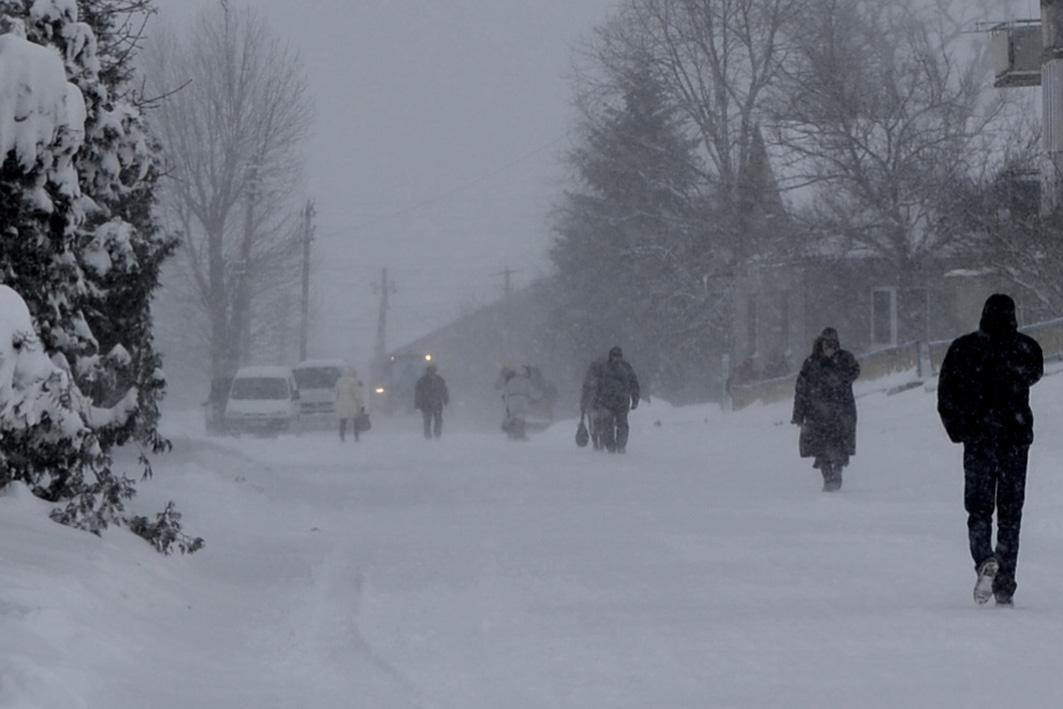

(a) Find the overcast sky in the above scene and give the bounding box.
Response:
[148,0,1039,374]
[151,0,618,367]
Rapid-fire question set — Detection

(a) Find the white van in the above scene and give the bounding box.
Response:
[292,359,348,428]
[224,365,299,436]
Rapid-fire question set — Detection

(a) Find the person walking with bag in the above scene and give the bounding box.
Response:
[937,293,1043,606]
[334,368,366,442]
[791,328,860,492]
[581,346,640,454]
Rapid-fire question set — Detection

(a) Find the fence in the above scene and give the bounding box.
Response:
[729,316,1063,411]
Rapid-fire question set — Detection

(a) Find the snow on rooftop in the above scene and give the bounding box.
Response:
[294,358,348,369]
[945,268,996,278]
[234,365,293,378]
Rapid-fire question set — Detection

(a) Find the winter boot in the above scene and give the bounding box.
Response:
[973,557,999,605]
[821,464,841,492]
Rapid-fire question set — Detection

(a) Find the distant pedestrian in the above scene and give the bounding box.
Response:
[791,327,860,492]
[414,364,449,439]
[937,293,1043,606]
[334,368,365,442]
[581,346,640,453]
[498,365,533,440]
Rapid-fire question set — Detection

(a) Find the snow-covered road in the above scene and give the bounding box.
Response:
[5,374,1063,708]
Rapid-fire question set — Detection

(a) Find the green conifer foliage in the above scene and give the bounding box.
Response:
[0,0,198,553]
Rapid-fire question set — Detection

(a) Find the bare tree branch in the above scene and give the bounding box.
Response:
[144,3,312,381]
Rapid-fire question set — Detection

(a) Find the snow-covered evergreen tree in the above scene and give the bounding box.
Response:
[552,66,717,401]
[0,0,196,553]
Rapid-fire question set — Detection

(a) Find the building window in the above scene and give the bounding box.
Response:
[871,287,897,346]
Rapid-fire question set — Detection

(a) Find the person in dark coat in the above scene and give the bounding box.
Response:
[937,293,1043,605]
[791,328,860,491]
[581,346,640,453]
[414,364,449,439]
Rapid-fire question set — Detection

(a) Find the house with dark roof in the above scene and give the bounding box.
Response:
[729,143,1048,387]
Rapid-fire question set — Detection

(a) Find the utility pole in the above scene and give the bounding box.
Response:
[495,266,522,297]
[233,160,259,369]
[276,290,291,363]
[299,200,315,361]
[493,266,521,361]
[372,267,397,366]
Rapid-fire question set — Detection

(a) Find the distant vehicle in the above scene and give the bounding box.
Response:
[224,365,299,436]
[293,358,347,428]
[371,351,433,414]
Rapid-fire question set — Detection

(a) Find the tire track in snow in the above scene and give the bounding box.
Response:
[294,541,429,709]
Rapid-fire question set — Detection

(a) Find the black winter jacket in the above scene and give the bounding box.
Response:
[582,358,640,413]
[937,297,1043,445]
[414,372,449,412]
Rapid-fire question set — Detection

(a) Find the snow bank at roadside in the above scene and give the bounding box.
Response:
[0,482,182,709]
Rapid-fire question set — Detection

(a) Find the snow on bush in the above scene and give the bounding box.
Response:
[0,285,122,508]
[0,286,199,552]
[0,0,195,554]
[0,31,86,209]
[82,218,137,276]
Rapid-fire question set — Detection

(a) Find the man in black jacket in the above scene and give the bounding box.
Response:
[414,364,449,439]
[581,346,640,453]
[937,294,1043,606]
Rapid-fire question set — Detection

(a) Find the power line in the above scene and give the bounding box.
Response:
[327,131,570,233]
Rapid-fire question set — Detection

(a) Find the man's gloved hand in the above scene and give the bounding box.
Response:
[630,397,639,410]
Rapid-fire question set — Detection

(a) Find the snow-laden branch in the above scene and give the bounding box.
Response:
[0,286,136,441]
[0,32,86,209]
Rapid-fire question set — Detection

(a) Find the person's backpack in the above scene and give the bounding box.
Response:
[575,414,589,448]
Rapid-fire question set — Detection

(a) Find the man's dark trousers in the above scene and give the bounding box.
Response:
[964,438,1029,599]
[599,409,629,452]
[422,407,443,439]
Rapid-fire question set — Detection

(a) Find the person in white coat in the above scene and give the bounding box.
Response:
[334,368,365,442]
[500,365,535,440]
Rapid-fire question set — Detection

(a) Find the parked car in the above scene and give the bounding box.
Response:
[224,366,299,436]
[292,358,347,430]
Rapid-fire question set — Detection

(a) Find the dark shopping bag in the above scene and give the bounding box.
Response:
[575,414,589,448]
[354,412,372,433]
[798,421,815,458]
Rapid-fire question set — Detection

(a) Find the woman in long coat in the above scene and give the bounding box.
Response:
[791,328,860,491]
[334,368,365,442]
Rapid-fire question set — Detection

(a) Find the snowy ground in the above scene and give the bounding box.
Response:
[4,370,1063,708]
